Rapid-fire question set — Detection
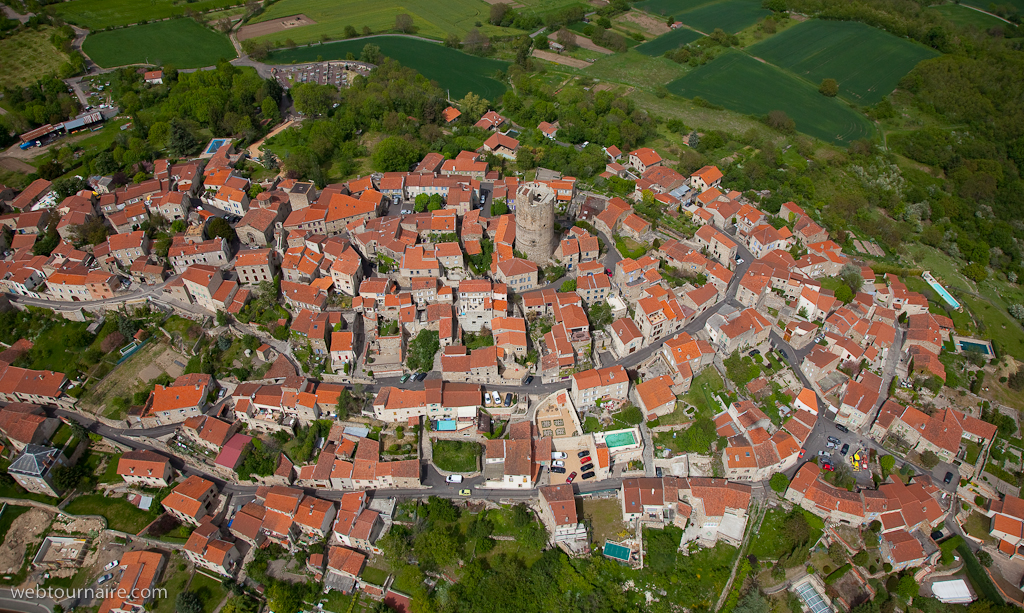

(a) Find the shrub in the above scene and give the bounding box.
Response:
[975,495,987,506]
[883,562,893,573]
[100,332,126,353]
[825,564,851,584]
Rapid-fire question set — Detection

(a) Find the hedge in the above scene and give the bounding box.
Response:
[825,563,852,584]
[957,542,1004,604]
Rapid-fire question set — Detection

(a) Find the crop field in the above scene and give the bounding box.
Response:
[267,36,508,100]
[747,20,939,105]
[674,0,770,34]
[0,27,69,89]
[962,0,1024,12]
[250,0,514,45]
[636,27,702,56]
[55,0,241,29]
[636,0,716,17]
[83,19,236,69]
[930,4,1008,29]
[666,51,874,144]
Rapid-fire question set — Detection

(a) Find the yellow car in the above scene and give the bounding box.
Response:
[459,489,471,496]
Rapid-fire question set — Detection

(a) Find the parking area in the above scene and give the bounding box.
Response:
[273,61,372,90]
[551,441,597,485]
[798,414,875,486]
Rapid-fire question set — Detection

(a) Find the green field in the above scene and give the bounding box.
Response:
[666,51,874,144]
[0,27,70,89]
[56,0,241,29]
[83,19,237,69]
[747,20,939,105]
[930,4,1008,29]
[636,27,703,56]
[636,0,717,16]
[961,0,1024,12]
[676,0,770,34]
[250,0,514,45]
[432,440,480,473]
[267,36,508,100]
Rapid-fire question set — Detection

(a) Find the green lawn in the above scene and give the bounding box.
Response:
[963,295,1024,362]
[50,423,74,448]
[153,555,192,613]
[267,36,509,100]
[0,27,70,89]
[64,494,159,534]
[961,0,1024,13]
[432,440,480,473]
[56,0,242,29]
[666,50,874,144]
[83,19,236,69]
[361,566,389,586]
[748,507,824,560]
[188,572,228,613]
[929,4,1008,29]
[660,367,725,425]
[636,27,703,56]
[747,20,940,106]
[636,0,718,16]
[674,0,770,34]
[584,50,689,89]
[250,0,517,44]
[17,319,94,376]
[100,453,124,484]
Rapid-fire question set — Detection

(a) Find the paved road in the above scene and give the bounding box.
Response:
[0,590,54,613]
[9,278,173,310]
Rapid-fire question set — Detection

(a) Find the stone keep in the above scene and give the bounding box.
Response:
[514,182,556,263]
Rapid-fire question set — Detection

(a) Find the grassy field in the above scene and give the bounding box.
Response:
[961,0,1024,13]
[251,0,513,44]
[930,4,1008,29]
[581,497,629,544]
[748,507,824,560]
[0,27,70,89]
[56,0,241,29]
[666,51,874,144]
[267,36,509,100]
[432,440,480,473]
[64,494,159,534]
[583,50,689,88]
[636,27,703,56]
[747,20,939,105]
[83,19,236,69]
[153,555,192,613]
[674,0,770,34]
[636,0,717,16]
[188,572,228,613]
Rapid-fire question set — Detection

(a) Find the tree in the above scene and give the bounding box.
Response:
[490,2,511,25]
[819,78,839,97]
[171,219,187,233]
[261,96,280,123]
[360,43,382,64]
[556,28,578,51]
[896,574,918,601]
[919,450,940,469]
[588,301,612,329]
[963,262,988,282]
[769,472,789,493]
[977,550,993,567]
[834,284,854,303]
[560,279,576,292]
[767,110,795,133]
[444,32,461,48]
[457,92,489,121]
[169,119,198,157]
[828,542,847,566]
[666,15,675,25]
[407,330,440,373]
[428,193,443,211]
[733,591,769,613]
[53,465,84,491]
[879,454,896,476]
[619,405,643,425]
[176,592,203,613]
[52,176,88,200]
[490,198,509,216]
[207,217,236,242]
[414,193,429,213]
[516,147,536,172]
[372,137,419,172]
[344,25,358,38]
[463,28,490,55]
[395,13,414,33]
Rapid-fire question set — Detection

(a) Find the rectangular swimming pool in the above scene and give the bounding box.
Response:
[605,431,637,448]
[205,138,228,154]
[959,341,990,355]
[923,271,960,309]
[603,541,630,562]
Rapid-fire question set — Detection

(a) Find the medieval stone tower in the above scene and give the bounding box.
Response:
[514,182,556,264]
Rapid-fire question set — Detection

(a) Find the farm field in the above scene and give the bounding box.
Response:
[929,4,1008,29]
[747,20,939,105]
[666,51,874,144]
[55,0,241,29]
[674,0,770,34]
[636,0,717,17]
[249,0,514,45]
[961,0,1024,12]
[636,27,702,56]
[0,27,70,89]
[267,36,509,100]
[82,19,236,69]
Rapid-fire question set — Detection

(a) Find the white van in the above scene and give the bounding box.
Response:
[445,474,464,484]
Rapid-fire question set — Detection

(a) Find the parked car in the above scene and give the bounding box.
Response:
[552,460,565,468]
[577,450,590,458]
[104,560,119,571]
[491,391,501,405]
[525,376,534,385]
[835,424,849,433]
[551,466,566,474]
[459,489,471,496]
[825,441,835,449]
[818,450,831,457]
[655,467,663,478]
[931,530,944,541]
[798,448,806,458]
[579,456,591,464]
[98,574,114,585]
[566,471,577,484]
[400,374,411,383]
[840,444,850,456]
[484,395,492,406]
[821,463,834,472]
[581,471,595,480]
[445,474,463,484]
[944,471,954,484]
[580,463,594,472]
[552,452,567,460]
[748,349,760,357]
[504,393,513,407]
[827,436,840,444]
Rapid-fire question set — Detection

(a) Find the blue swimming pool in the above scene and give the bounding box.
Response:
[605,431,637,448]
[959,340,990,355]
[923,271,960,309]
[205,138,228,154]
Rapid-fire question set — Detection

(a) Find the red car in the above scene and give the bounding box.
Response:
[579,456,592,464]
[566,471,578,484]
[822,463,834,472]
[798,448,806,459]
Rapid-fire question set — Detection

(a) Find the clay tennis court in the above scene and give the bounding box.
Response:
[237,14,316,41]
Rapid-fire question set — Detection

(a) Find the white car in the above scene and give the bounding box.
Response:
[483,394,491,406]
[104,560,119,571]
[491,391,501,405]
[818,450,832,457]
[552,460,565,468]
[551,452,568,460]
[445,474,463,484]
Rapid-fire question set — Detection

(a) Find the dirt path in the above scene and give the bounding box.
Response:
[0,507,52,576]
[248,119,294,158]
[531,50,591,68]
[618,10,671,36]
